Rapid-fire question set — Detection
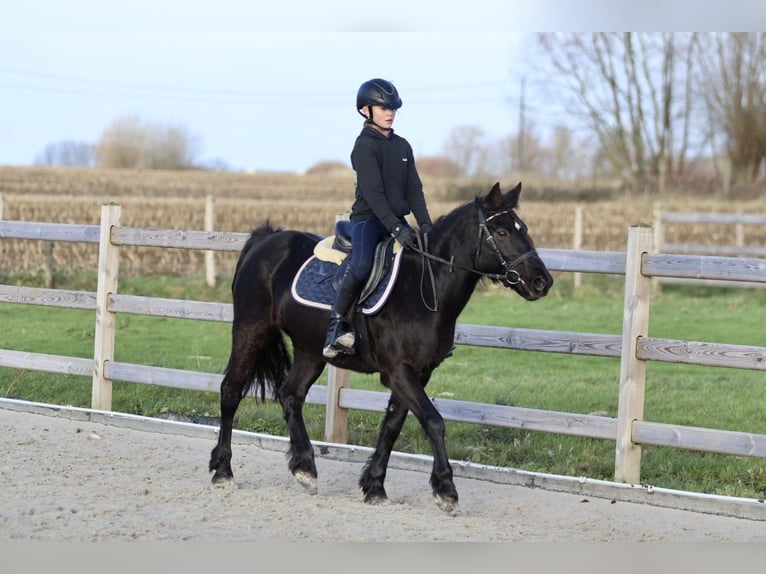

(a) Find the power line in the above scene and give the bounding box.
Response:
[0,66,514,107]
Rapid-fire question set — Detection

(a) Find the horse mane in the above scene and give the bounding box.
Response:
[432,186,520,232]
[432,198,474,229]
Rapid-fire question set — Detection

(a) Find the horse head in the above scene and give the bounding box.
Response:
[473,182,553,301]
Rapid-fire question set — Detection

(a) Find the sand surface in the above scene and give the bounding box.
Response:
[2,404,765,542]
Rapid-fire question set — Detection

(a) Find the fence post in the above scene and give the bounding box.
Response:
[735,208,745,252]
[325,366,350,443]
[322,210,353,443]
[651,203,664,292]
[204,195,216,287]
[573,204,583,291]
[614,225,653,484]
[92,203,121,411]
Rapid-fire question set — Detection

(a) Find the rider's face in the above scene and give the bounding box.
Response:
[364,105,396,130]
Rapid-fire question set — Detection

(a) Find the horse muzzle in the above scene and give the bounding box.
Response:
[505,257,553,301]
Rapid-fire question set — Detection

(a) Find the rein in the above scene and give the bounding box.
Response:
[411,203,539,312]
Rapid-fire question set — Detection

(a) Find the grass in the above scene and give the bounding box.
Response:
[1,272,765,499]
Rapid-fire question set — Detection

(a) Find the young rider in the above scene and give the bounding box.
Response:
[322,78,433,359]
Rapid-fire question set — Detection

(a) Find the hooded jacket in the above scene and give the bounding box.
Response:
[349,125,432,232]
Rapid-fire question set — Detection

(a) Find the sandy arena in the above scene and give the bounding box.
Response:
[1,400,765,542]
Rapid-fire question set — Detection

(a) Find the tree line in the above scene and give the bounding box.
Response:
[36,116,200,171]
[437,33,765,194]
[533,32,766,191]
[37,33,765,194]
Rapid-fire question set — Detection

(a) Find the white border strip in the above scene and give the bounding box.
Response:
[290,248,405,316]
[1,397,763,521]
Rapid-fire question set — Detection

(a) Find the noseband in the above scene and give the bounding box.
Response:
[474,204,539,287]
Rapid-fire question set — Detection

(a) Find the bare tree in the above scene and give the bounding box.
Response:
[536,33,699,192]
[36,140,95,167]
[697,33,766,184]
[442,125,490,178]
[543,125,591,181]
[95,116,199,169]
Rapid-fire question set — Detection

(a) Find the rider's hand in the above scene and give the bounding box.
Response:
[420,223,433,236]
[392,224,418,249]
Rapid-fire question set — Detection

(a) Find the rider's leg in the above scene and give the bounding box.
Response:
[322,217,387,359]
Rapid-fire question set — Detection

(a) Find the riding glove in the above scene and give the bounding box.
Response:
[392,224,418,249]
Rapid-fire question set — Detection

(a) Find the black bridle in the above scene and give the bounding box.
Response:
[411,201,540,311]
[473,204,540,287]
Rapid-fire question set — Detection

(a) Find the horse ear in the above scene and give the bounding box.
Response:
[484,182,504,209]
[505,182,522,207]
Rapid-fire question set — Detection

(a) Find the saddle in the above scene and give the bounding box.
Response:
[291,220,403,316]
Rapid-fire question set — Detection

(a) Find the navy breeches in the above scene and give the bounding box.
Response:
[349,217,389,282]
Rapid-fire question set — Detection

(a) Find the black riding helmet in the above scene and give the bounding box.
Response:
[356,79,402,120]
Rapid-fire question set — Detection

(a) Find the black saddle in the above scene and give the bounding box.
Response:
[331,220,396,303]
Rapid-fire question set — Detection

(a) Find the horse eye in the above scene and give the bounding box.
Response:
[496,229,508,237]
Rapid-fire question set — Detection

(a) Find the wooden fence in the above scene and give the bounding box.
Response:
[1,204,766,486]
[653,206,766,289]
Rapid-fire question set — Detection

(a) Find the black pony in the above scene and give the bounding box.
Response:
[209,182,553,513]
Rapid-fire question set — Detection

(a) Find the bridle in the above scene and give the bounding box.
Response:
[474,203,540,287]
[411,201,540,311]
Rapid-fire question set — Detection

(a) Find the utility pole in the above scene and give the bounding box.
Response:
[517,75,526,173]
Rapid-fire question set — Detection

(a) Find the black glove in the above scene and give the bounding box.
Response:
[392,223,418,249]
[420,223,433,236]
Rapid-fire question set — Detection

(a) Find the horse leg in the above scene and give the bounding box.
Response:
[387,367,458,513]
[359,391,409,505]
[208,372,243,486]
[277,348,326,495]
[209,319,271,486]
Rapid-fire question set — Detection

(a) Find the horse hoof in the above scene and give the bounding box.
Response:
[363,494,389,506]
[433,493,460,515]
[211,475,237,490]
[294,470,318,495]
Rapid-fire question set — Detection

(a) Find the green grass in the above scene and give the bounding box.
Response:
[1,273,765,499]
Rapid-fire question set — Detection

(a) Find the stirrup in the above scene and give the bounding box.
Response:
[323,319,355,359]
[323,339,355,359]
[335,331,355,348]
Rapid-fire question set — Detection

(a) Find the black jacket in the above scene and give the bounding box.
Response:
[349,125,431,232]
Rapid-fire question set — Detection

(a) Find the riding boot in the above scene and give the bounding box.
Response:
[322,271,363,359]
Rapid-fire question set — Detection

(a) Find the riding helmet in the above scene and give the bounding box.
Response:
[356,79,403,111]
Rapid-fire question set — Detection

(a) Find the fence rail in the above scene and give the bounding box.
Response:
[1,206,766,488]
[653,208,766,288]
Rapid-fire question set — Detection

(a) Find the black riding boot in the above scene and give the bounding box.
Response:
[322,271,363,359]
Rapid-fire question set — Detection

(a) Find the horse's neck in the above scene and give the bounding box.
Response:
[424,226,482,319]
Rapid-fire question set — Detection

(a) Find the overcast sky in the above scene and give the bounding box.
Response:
[2,0,763,173]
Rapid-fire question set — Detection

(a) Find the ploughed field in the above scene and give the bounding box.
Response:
[1,167,763,277]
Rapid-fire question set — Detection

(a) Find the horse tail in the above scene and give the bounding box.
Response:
[239,329,292,402]
[229,220,291,402]
[231,220,283,290]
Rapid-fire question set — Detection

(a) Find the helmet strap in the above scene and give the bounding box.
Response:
[363,105,390,133]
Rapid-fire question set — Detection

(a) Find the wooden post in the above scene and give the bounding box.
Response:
[573,204,583,291]
[92,204,121,411]
[323,210,353,443]
[651,203,663,292]
[735,208,744,253]
[204,195,216,287]
[325,366,350,443]
[614,225,653,484]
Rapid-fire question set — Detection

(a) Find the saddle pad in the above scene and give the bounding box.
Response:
[313,236,346,265]
[291,248,404,316]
